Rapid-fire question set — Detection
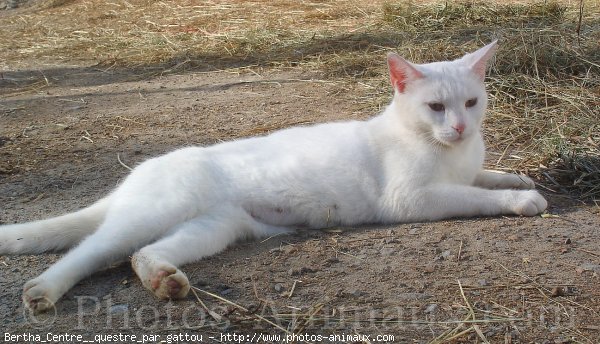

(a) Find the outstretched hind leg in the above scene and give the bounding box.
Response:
[22,234,129,313]
[0,196,110,254]
[22,203,192,313]
[132,209,288,300]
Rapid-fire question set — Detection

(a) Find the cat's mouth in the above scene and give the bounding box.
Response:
[434,132,465,147]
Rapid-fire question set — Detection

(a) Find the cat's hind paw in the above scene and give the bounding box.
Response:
[513,190,547,216]
[22,278,60,314]
[150,268,190,300]
[132,254,190,300]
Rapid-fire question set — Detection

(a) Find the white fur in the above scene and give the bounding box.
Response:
[0,41,547,313]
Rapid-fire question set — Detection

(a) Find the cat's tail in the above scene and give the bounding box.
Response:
[0,196,111,254]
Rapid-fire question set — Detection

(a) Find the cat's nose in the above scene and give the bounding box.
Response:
[452,124,465,135]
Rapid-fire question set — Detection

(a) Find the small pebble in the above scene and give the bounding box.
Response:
[441,250,452,259]
[274,283,284,293]
[383,237,397,244]
[424,304,438,314]
[380,247,395,256]
[551,287,564,297]
[507,234,520,241]
[282,245,298,254]
[347,289,364,297]
[288,267,316,276]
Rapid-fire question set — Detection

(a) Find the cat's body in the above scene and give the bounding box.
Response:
[0,41,547,313]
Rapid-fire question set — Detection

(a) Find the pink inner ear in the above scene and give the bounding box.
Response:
[388,53,423,93]
[391,69,409,93]
[471,61,488,81]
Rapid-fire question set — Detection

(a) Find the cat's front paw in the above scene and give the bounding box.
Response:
[493,173,536,189]
[512,190,547,216]
[22,278,61,314]
[508,174,536,189]
[476,171,537,190]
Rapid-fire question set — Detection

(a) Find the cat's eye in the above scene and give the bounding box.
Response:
[428,103,445,112]
[465,98,478,108]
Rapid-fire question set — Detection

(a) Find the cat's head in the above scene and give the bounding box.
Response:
[387,41,498,147]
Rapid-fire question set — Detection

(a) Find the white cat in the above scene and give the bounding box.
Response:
[0,41,547,313]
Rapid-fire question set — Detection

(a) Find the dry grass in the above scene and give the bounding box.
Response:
[190,280,525,340]
[0,1,598,168]
[0,0,382,70]
[1,1,598,163]
[189,275,597,344]
[1,1,598,197]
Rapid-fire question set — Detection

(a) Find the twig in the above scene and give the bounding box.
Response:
[574,247,600,258]
[271,316,523,325]
[458,280,489,343]
[191,286,291,334]
[498,263,598,314]
[458,280,475,317]
[117,153,133,171]
[333,249,363,260]
[190,287,222,322]
[576,0,584,45]
[291,302,325,335]
[287,279,301,298]
[259,232,287,243]
[438,327,474,342]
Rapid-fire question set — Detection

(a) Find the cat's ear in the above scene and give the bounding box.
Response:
[460,40,498,81]
[387,53,424,93]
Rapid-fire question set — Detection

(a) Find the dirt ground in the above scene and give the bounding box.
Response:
[1,3,600,344]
